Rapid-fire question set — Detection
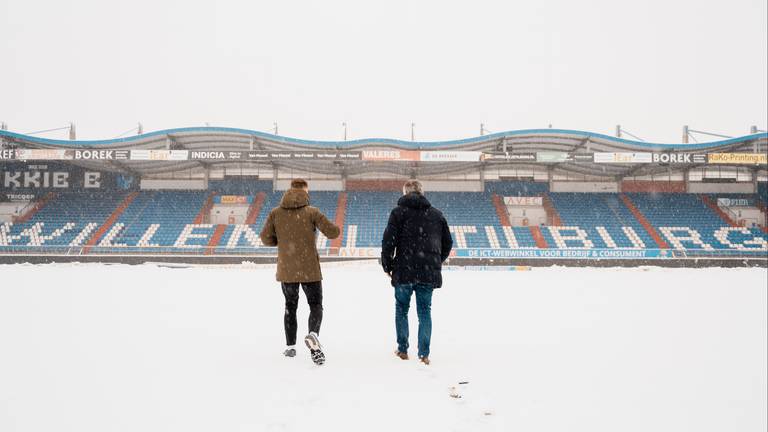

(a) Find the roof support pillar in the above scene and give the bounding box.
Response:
[272,164,278,192]
[479,163,486,192]
[547,166,554,191]
[752,167,758,193]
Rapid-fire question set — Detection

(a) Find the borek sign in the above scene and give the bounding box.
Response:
[651,153,706,164]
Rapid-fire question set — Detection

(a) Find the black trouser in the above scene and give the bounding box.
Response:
[281,281,323,346]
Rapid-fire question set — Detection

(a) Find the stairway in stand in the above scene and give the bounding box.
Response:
[194,192,217,224]
[541,193,562,226]
[330,192,348,250]
[699,195,738,227]
[83,192,139,254]
[529,226,548,248]
[14,192,56,223]
[491,194,511,226]
[245,192,267,225]
[618,194,669,249]
[205,225,228,255]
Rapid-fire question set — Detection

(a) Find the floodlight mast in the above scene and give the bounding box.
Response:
[615,125,644,141]
[683,125,736,143]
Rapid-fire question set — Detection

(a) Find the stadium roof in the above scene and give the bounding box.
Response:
[1,127,766,178]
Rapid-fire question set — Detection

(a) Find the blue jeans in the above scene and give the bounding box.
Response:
[394,283,434,358]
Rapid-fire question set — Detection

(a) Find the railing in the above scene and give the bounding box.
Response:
[0,245,284,256]
[4,201,35,223]
[0,245,765,260]
[722,206,751,227]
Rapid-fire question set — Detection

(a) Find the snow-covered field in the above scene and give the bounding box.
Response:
[0,262,766,432]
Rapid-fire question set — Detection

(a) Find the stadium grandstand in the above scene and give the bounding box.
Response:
[1,127,766,265]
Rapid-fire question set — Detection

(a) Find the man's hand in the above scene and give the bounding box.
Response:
[385,271,392,278]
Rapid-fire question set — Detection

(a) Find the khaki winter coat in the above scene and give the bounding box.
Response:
[259,188,340,283]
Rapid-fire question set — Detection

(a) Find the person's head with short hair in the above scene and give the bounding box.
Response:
[290,178,309,191]
[402,179,423,195]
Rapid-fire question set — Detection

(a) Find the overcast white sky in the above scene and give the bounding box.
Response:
[1,0,766,143]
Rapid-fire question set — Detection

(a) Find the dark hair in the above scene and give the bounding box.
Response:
[290,178,309,189]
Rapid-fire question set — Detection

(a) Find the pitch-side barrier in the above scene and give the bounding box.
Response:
[0,246,765,267]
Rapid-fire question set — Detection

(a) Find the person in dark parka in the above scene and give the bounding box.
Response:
[260,178,340,365]
[381,180,453,365]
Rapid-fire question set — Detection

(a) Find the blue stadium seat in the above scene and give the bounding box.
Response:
[103,190,210,252]
[217,189,338,253]
[344,191,402,247]
[628,193,767,250]
[2,181,765,254]
[546,193,655,249]
[0,191,129,253]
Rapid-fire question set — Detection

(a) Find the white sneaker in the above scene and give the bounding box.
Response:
[304,332,322,351]
[304,332,325,365]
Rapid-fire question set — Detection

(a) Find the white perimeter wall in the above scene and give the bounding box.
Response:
[687,182,756,194]
[212,204,249,224]
[421,180,483,192]
[275,179,483,191]
[140,179,208,190]
[0,202,29,222]
[507,206,547,226]
[274,179,343,191]
[550,181,619,193]
[483,167,550,181]
[727,208,765,227]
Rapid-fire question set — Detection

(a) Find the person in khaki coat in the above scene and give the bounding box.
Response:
[260,179,340,365]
